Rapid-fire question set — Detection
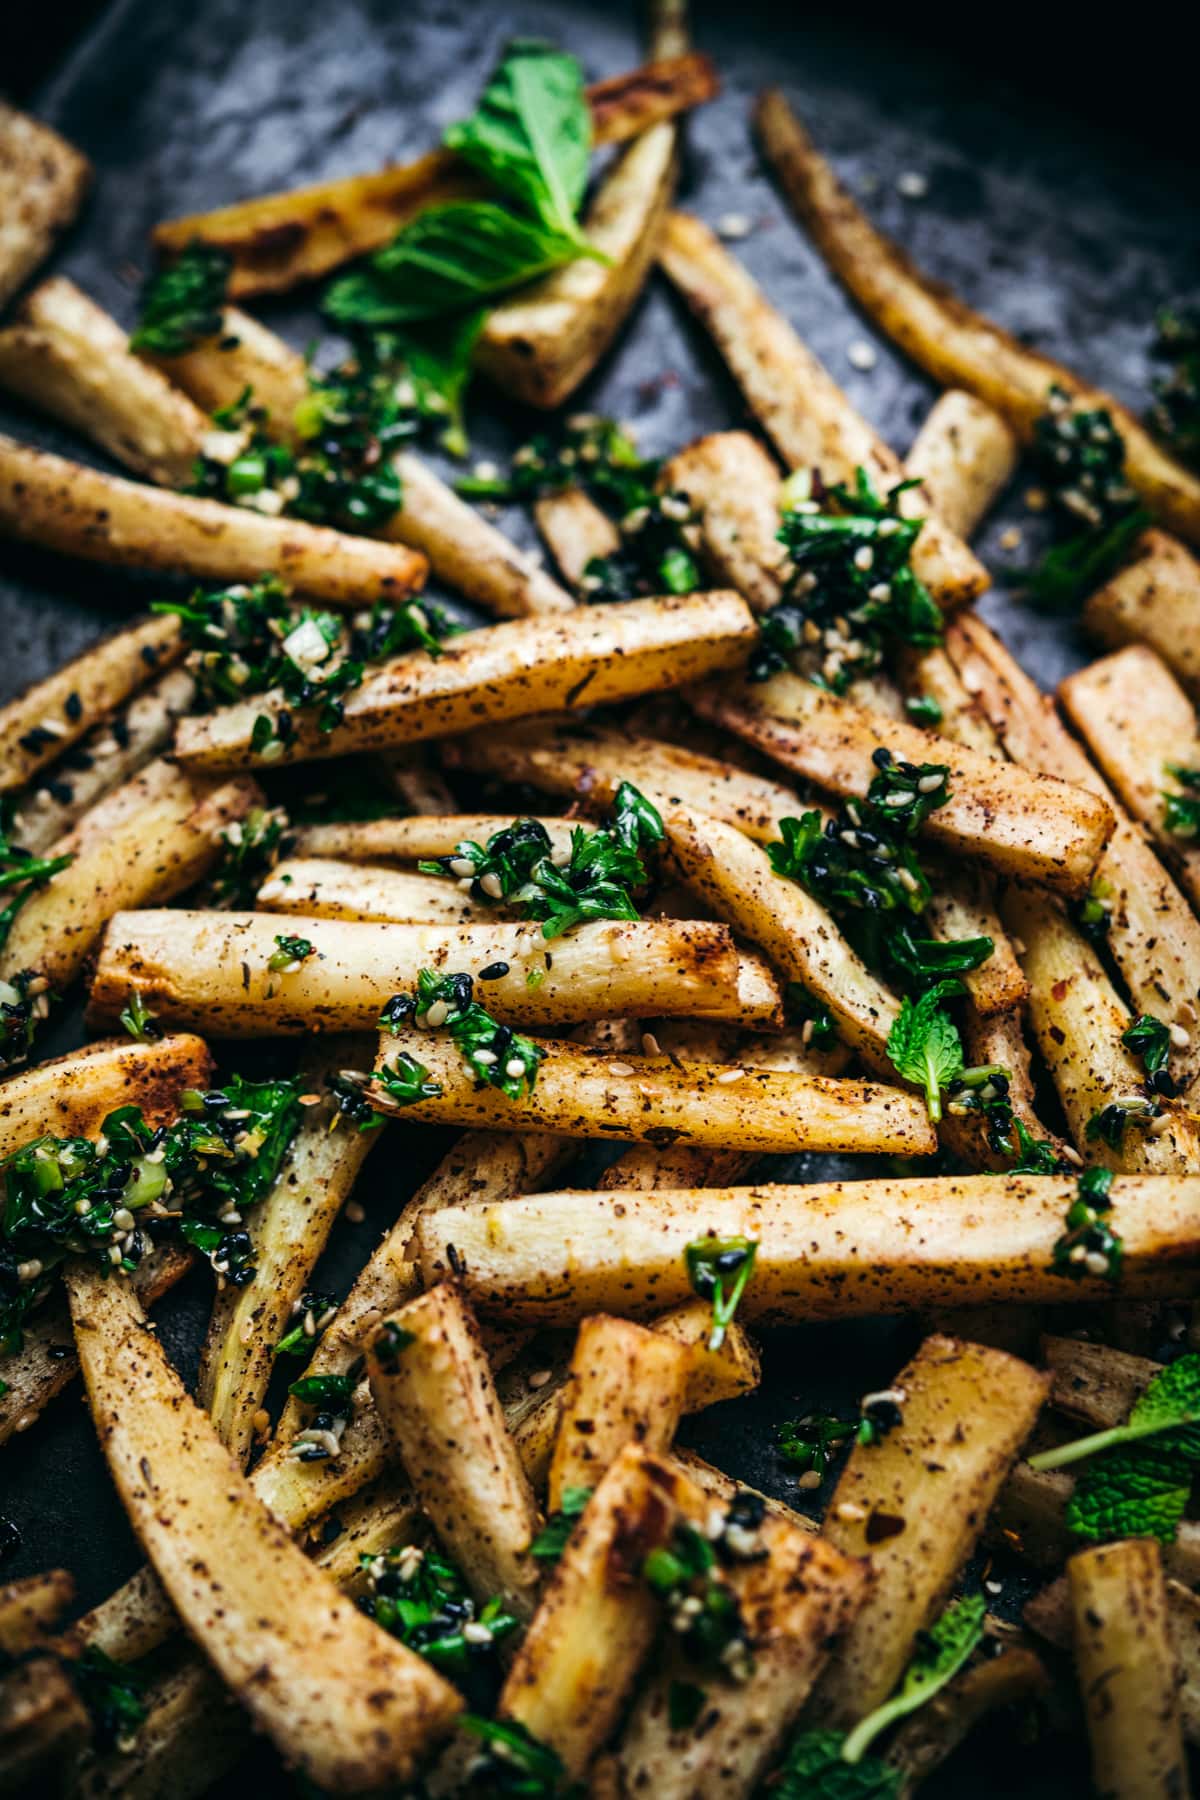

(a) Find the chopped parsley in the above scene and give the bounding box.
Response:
[273,1288,338,1360]
[530,1485,592,1564]
[1025,386,1149,610]
[684,1236,757,1351]
[373,1052,443,1109]
[208,804,291,908]
[1149,306,1200,470]
[118,989,158,1042]
[363,1543,518,1705]
[840,1591,987,1764]
[771,1730,902,1799]
[778,1412,856,1477]
[378,969,543,1101]
[0,970,49,1075]
[130,241,231,356]
[268,934,316,973]
[1162,763,1200,839]
[0,797,73,956]
[419,782,662,938]
[1051,1166,1122,1283]
[72,1646,148,1752]
[1121,1013,1173,1079]
[459,414,701,602]
[751,466,943,690]
[458,1714,582,1797]
[0,1076,301,1353]
[642,1514,754,1680]
[1029,1353,1200,1546]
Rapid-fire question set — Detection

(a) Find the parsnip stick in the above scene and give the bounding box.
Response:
[289,813,574,865]
[1059,645,1200,912]
[0,1571,74,1653]
[88,909,755,1035]
[1002,885,1200,1174]
[0,761,259,990]
[0,104,90,308]
[478,121,677,408]
[993,1461,1200,1586]
[649,1298,761,1409]
[947,611,1200,1088]
[417,1177,1200,1324]
[690,670,1114,894]
[66,1267,460,1789]
[923,865,1028,1017]
[198,1040,380,1467]
[661,801,900,1066]
[547,1314,691,1511]
[1041,1335,1159,1430]
[942,1006,1067,1174]
[535,487,620,588]
[174,591,757,770]
[367,1285,542,1618]
[151,54,719,294]
[375,744,457,815]
[0,1653,89,1793]
[258,856,492,925]
[0,435,427,603]
[497,1445,702,1777]
[662,431,788,611]
[11,666,198,854]
[657,210,987,608]
[147,301,312,435]
[373,1027,933,1154]
[0,277,215,485]
[754,87,1200,546]
[904,390,1019,539]
[0,613,183,795]
[811,1335,1047,1724]
[1069,1539,1188,1800]
[1083,528,1200,699]
[0,1032,211,1160]
[611,1516,868,1799]
[270,1129,572,1449]
[442,718,803,844]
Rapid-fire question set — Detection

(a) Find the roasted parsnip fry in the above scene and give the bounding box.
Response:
[174,591,756,770]
[662,800,900,1066]
[1059,645,1200,912]
[0,104,90,308]
[0,435,427,603]
[811,1335,1047,1723]
[66,1265,460,1789]
[611,1518,869,1799]
[367,1284,542,1617]
[923,865,1028,1017]
[535,486,621,588]
[904,389,1020,539]
[198,1041,380,1466]
[690,671,1115,895]
[498,1444,702,1777]
[0,1651,90,1794]
[1069,1539,1188,1800]
[290,813,575,865]
[1002,886,1200,1174]
[373,1028,933,1154]
[887,1645,1050,1798]
[150,55,718,294]
[662,431,788,611]
[376,744,457,815]
[417,1178,1200,1324]
[69,1658,247,1800]
[649,1298,761,1409]
[1041,1335,1159,1430]
[258,856,492,925]
[442,718,803,844]
[0,613,183,795]
[0,761,259,990]
[0,1242,192,1449]
[11,666,198,855]
[657,210,987,607]
[946,611,1200,1087]
[0,277,214,485]
[943,1006,1067,1174]
[88,909,754,1035]
[0,1570,74,1653]
[547,1314,691,1511]
[1082,528,1200,699]
[598,1141,755,1192]
[478,122,677,409]
[0,1032,211,1160]
[754,87,1200,546]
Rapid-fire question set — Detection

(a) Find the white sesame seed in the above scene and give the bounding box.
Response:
[796,1468,823,1491]
[917,773,944,793]
[449,857,475,879]
[896,170,928,198]
[716,211,753,241]
[424,999,449,1028]
[474,1048,497,1065]
[1061,1144,1084,1167]
[1085,1251,1112,1276]
[853,546,874,571]
[847,339,877,371]
[504,1058,528,1080]
[608,1062,635,1077]
[716,1067,746,1083]
[479,872,504,899]
[641,1033,661,1057]
[1170,1024,1191,1049]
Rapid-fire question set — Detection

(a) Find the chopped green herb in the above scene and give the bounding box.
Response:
[0,797,73,956]
[1074,873,1115,945]
[1122,1013,1173,1078]
[118,989,158,1042]
[1025,386,1149,610]
[386,970,544,1099]
[268,934,316,973]
[288,1372,355,1411]
[1085,1096,1161,1150]
[1051,1165,1122,1284]
[73,1646,148,1752]
[1031,1353,1200,1545]
[374,1051,443,1109]
[374,1319,416,1362]
[530,1484,592,1563]
[327,1069,387,1132]
[458,1714,582,1796]
[1162,763,1200,838]
[208,804,290,908]
[363,1543,518,1703]
[778,1412,855,1476]
[684,1236,757,1352]
[841,1591,987,1764]
[643,1519,752,1677]
[273,1289,339,1359]
[1149,306,1200,470]
[771,1729,902,1799]
[904,693,943,727]
[784,983,840,1050]
[130,241,231,356]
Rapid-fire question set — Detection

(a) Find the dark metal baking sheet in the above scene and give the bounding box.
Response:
[2,3,1198,1791]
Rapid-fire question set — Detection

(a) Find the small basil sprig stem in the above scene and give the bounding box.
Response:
[1029,1411,1200,1475]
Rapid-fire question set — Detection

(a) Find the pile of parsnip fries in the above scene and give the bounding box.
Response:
[2,6,1200,1796]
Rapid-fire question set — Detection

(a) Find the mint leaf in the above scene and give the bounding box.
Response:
[885,978,966,1121]
[445,42,592,247]
[772,1729,901,1799]
[841,1591,986,1763]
